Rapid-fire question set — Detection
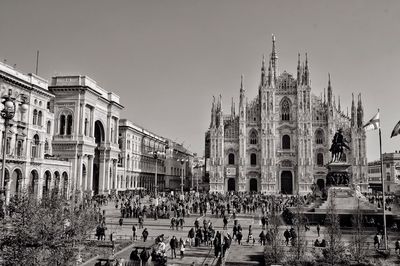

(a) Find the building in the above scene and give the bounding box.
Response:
[0,62,194,201]
[205,36,368,194]
[0,62,71,202]
[117,119,168,193]
[164,140,194,192]
[192,155,207,192]
[49,75,123,197]
[368,151,400,193]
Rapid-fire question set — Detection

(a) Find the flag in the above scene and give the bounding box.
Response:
[363,112,380,131]
[391,120,400,138]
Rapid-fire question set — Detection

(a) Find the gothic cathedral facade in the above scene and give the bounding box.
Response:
[205,36,368,194]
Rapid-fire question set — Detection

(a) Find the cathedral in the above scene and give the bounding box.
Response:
[205,36,368,194]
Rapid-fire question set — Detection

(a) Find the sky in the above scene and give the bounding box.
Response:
[0,0,400,160]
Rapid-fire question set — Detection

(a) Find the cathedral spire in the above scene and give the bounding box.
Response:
[351,93,356,127]
[271,34,278,83]
[267,58,273,87]
[210,96,216,128]
[324,88,326,104]
[239,75,245,106]
[327,73,332,106]
[231,97,235,117]
[297,53,301,85]
[261,54,266,86]
[357,93,364,128]
[304,53,310,86]
[338,96,341,112]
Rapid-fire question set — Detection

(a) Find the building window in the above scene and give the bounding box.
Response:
[44,140,49,154]
[387,173,390,181]
[317,153,324,166]
[33,109,38,125]
[250,153,257,166]
[281,99,290,121]
[315,129,324,145]
[66,115,73,135]
[38,111,43,126]
[228,153,235,165]
[249,131,258,145]
[46,121,51,134]
[84,118,88,136]
[32,134,40,158]
[60,115,66,135]
[16,140,23,156]
[282,135,290,149]
[6,138,11,154]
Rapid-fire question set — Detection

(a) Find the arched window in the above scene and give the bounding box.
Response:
[33,109,38,125]
[32,134,40,158]
[127,155,130,170]
[84,118,88,136]
[250,153,257,166]
[249,131,258,145]
[66,115,73,135]
[281,99,290,121]
[282,135,290,149]
[16,140,23,156]
[6,138,11,154]
[315,129,324,145]
[317,153,324,166]
[228,153,235,165]
[44,140,49,154]
[60,115,66,135]
[46,121,51,134]
[38,111,43,126]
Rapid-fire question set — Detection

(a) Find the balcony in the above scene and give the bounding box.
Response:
[277,149,296,157]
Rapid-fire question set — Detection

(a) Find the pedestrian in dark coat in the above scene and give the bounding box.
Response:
[142,228,149,242]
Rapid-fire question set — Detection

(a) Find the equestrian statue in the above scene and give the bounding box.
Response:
[329,128,350,162]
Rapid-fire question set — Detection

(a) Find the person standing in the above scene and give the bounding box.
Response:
[317,224,320,237]
[179,237,185,259]
[142,228,149,242]
[284,228,290,246]
[170,235,178,259]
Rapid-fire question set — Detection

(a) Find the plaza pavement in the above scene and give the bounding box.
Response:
[84,201,400,265]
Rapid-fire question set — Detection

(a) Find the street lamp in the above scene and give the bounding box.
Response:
[1,89,29,212]
[149,150,166,204]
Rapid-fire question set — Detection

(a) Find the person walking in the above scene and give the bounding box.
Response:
[179,237,185,259]
[259,230,266,246]
[132,224,137,241]
[170,235,178,259]
[395,239,400,254]
[284,228,290,246]
[317,224,320,237]
[142,228,149,242]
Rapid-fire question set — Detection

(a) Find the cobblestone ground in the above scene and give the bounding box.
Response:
[82,201,400,266]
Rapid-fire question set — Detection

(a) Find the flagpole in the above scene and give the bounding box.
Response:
[378,126,387,250]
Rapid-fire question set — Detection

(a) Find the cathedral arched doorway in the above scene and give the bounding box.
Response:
[280,171,293,194]
[250,178,258,192]
[93,120,105,195]
[228,178,235,191]
[43,170,52,196]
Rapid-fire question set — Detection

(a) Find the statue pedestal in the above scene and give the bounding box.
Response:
[326,162,351,187]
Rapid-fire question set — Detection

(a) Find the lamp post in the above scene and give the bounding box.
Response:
[1,89,29,213]
[150,150,166,204]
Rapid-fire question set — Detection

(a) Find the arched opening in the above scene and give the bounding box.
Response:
[317,153,324,166]
[29,170,39,197]
[281,171,293,194]
[62,172,68,198]
[47,121,51,134]
[38,111,43,126]
[250,153,257,166]
[315,129,324,145]
[66,115,73,135]
[10,169,22,197]
[43,171,52,196]
[228,178,235,192]
[32,134,40,158]
[54,171,60,194]
[33,109,38,125]
[59,114,66,135]
[282,135,290,149]
[228,153,235,165]
[281,98,290,121]
[82,164,87,191]
[93,120,105,195]
[4,169,10,193]
[250,178,258,192]
[249,130,258,145]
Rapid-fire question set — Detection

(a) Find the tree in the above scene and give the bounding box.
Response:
[322,190,349,266]
[350,197,367,264]
[0,191,97,265]
[287,196,308,265]
[264,198,284,265]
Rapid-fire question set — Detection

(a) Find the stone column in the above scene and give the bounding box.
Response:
[87,155,94,195]
[98,152,106,194]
